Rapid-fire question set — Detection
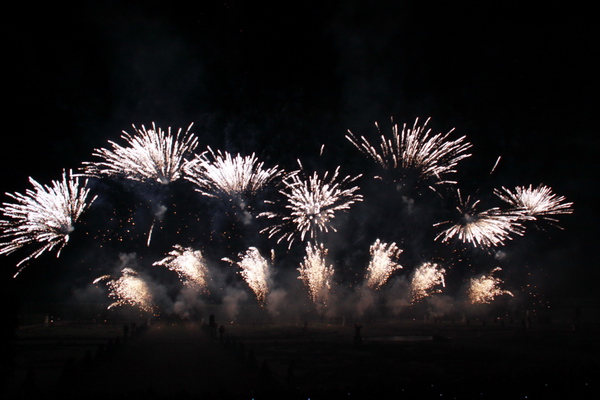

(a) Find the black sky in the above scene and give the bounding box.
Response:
[2,1,599,302]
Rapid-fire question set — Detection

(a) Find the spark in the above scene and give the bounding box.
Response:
[364,239,403,290]
[222,247,272,305]
[434,190,526,249]
[0,170,97,277]
[298,242,334,306]
[259,165,362,247]
[494,184,574,224]
[147,220,155,247]
[184,147,284,201]
[410,262,446,302]
[82,122,198,184]
[490,156,502,175]
[467,267,514,304]
[346,117,472,188]
[153,245,209,291]
[94,268,155,313]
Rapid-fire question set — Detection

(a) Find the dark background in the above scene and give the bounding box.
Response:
[2,1,598,310]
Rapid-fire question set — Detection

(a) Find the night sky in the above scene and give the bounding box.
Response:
[2,1,598,311]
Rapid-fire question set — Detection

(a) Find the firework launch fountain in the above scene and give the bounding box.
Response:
[0,118,574,319]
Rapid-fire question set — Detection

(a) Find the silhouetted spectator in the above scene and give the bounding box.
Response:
[209,314,217,337]
[287,360,296,389]
[354,323,363,346]
[572,306,581,331]
[259,359,271,383]
[95,343,105,362]
[219,325,225,342]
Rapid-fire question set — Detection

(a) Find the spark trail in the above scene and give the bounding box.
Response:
[153,245,209,291]
[82,122,198,184]
[467,267,513,304]
[410,262,446,302]
[222,247,272,305]
[346,117,472,188]
[298,242,334,307]
[0,170,97,277]
[93,268,155,313]
[364,239,403,290]
[259,165,362,247]
[434,190,526,249]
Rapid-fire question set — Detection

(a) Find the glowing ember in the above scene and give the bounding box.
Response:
[298,242,334,306]
[434,190,525,249]
[94,268,155,313]
[410,262,446,302]
[259,165,362,247]
[82,122,198,184]
[153,245,209,291]
[364,239,403,290]
[0,170,97,277]
[222,247,272,305]
[467,267,514,304]
[346,117,472,187]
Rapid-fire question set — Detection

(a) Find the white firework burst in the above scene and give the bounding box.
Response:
[94,268,156,313]
[298,242,334,306]
[494,184,573,224]
[434,190,526,249]
[346,117,472,187]
[222,247,272,305]
[467,267,514,304]
[364,239,403,290]
[410,262,446,302]
[259,165,362,247]
[153,245,209,291]
[82,122,198,184]
[184,147,284,201]
[0,170,97,277]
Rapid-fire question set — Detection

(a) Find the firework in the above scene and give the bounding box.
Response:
[494,184,574,224]
[346,117,472,187]
[222,247,272,305]
[94,268,155,313]
[434,190,525,249]
[259,166,362,247]
[410,262,446,302]
[0,170,97,277]
[467,267,514,304]
[153,245,209,291]
[364,239,403,290]
[298,242,334,306]
[82,122,198,184]
[184,147,284,201]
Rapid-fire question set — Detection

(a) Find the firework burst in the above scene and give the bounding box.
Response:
[467,267,514,304]
[0,170,97,276]
[259,165,362,247]
[494,184,573,224]
[410,262,446,302]
[153,245,209,291]
[364,239,403,290]
[434,190,526,249]
[298,242,334,307]
[184,147,284,201]
[346,117,472,188]
[222,247,272,305]
[93,268,156,313]
[82,122,198,184]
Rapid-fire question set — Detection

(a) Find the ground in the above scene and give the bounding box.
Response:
[2,317,599,399]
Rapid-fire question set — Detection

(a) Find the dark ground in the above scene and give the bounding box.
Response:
[2,317,599,400]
